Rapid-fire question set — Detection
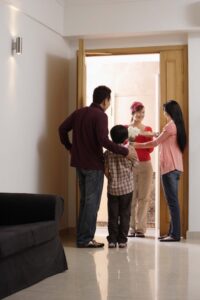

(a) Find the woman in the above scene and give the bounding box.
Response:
[134,100,186,242]
[128,101,154,238]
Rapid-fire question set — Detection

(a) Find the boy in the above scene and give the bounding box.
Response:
[104,125,138,248]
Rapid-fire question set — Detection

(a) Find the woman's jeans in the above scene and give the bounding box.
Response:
[161,170,181,240]
[76,168,104,245]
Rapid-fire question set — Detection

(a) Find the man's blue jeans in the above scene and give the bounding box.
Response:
[76,168,104,245]
[161,170,181,240]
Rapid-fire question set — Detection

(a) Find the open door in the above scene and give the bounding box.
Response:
[160,47,188,238]
[76,39,86,219]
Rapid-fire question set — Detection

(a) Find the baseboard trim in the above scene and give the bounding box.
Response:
[186,231,200,240]
[60,227,76,235]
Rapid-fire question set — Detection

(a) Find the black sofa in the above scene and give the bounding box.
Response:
[0,193,68,299]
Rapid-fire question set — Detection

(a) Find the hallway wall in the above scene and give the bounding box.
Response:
[0,2,70,228]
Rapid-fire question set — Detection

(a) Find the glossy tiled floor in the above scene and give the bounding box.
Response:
[4,228,200,300]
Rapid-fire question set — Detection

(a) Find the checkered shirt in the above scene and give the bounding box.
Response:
[104,150,134,196]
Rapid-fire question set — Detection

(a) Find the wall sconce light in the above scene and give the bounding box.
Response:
[12,37,22,55]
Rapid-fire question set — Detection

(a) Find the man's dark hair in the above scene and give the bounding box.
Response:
[93,85,111,104]
[110,125,128,144]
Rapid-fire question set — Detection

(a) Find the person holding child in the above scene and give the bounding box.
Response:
[128,101,154,238]
[104,125,138,248]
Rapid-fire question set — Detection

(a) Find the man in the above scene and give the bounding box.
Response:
[59,85,136,248]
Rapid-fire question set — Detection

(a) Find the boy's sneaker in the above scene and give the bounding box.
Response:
[118,243,127,248]
[108,242,117,248]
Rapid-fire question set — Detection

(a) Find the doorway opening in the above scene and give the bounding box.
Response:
[86,53,160,237]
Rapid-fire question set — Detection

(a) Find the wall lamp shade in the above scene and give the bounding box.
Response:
[12,37,22,55]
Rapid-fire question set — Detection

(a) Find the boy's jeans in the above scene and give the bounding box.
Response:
[107,192,132,244]
[76,168,104,245]
[161,170,181,240]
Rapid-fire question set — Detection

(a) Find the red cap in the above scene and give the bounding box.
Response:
[130,101,144,113]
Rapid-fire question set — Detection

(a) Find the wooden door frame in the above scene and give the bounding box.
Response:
[85,45,187,56]
[77,44,188,237]
[76,39,86,220]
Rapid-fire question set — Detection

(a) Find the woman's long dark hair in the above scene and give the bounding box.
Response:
[163,100,186,152]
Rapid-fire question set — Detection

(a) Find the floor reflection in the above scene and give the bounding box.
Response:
[5,228,200,300]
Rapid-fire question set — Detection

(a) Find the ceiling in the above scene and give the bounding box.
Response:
[64,0,151,4]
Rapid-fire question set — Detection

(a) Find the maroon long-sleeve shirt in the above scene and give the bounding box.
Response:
[59,103,128,170]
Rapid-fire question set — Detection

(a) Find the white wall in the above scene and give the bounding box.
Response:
[63,0,200,37]
[4,0,64,34]
[0,2,70,228]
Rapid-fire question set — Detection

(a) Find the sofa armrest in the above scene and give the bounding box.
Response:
[0,193,64,226]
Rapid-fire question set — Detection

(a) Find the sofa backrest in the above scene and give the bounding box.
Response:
[0,193,64,226]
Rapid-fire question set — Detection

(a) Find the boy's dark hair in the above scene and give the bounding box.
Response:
[110,125,128,144]
[93,85,111,104]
